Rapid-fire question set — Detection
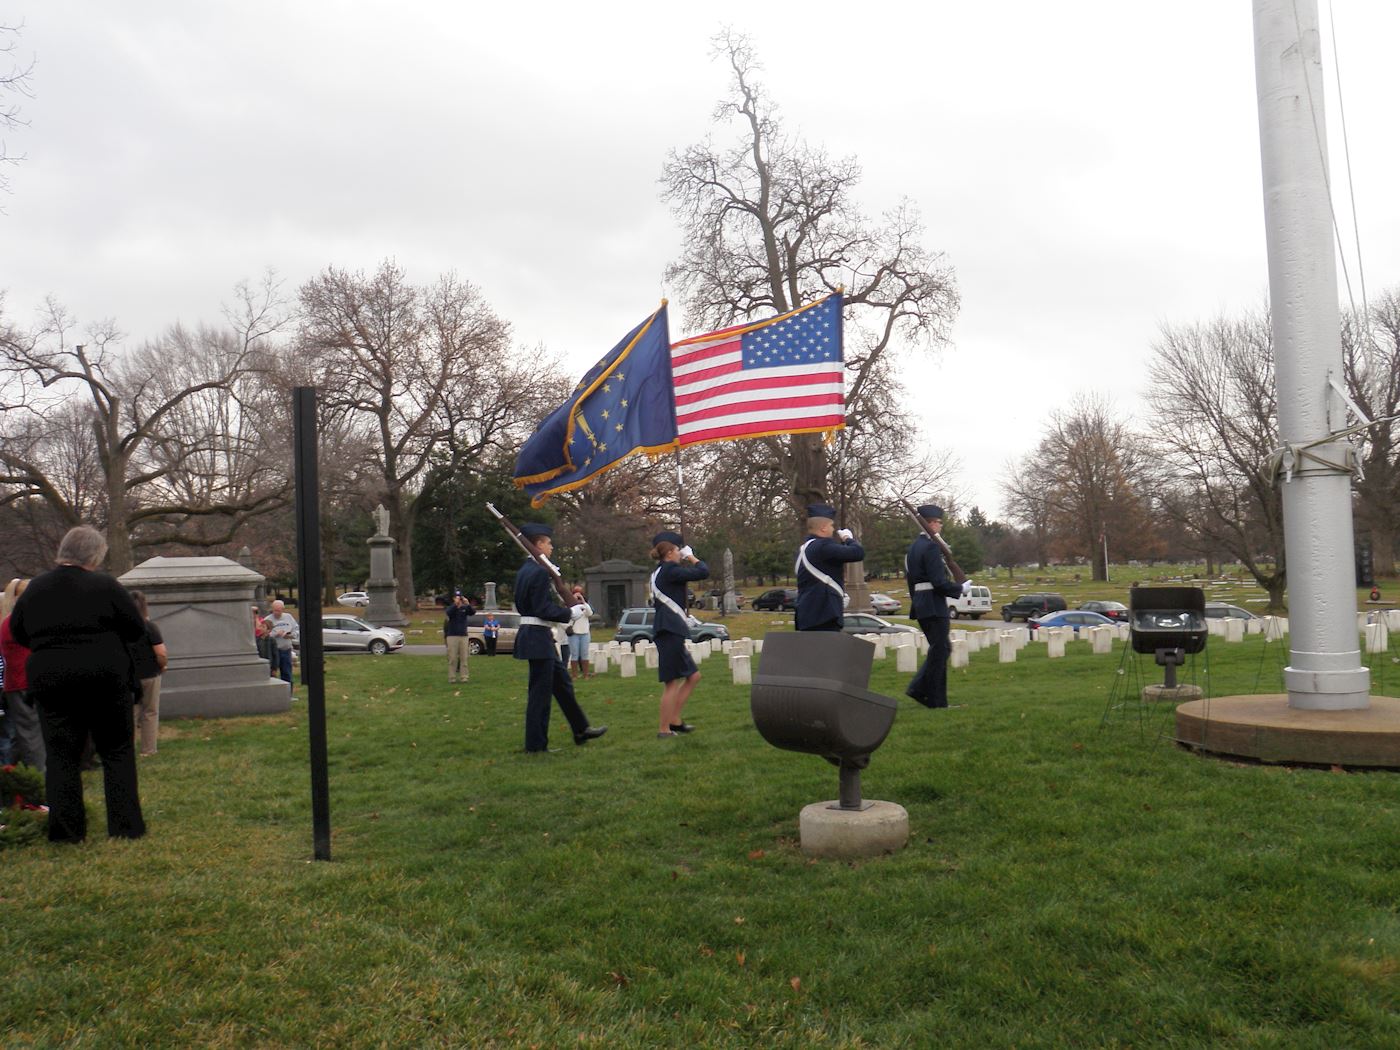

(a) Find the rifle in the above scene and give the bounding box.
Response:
[486,502,578,608]
[900,500,968,585]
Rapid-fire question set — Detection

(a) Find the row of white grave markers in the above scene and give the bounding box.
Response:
[573,613,1331,681]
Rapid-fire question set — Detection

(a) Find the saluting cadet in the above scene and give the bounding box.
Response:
[904,504,967,708]
[511,523,607,753]
[794,503,865,632]
[649,530,708,739]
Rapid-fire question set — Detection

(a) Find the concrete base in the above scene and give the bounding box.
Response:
[1176,694,1400,768]
[1144,684,1204,703]
[799,799,909,859]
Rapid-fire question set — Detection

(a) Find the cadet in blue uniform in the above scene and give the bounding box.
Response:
[794,503,865,632]
[511,523,607,753]
[650,530,708,738]
[904,504,967,708]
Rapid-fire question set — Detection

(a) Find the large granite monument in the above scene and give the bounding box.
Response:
[119,556,290,718]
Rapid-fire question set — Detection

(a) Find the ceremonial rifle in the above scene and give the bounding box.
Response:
[486,502,578,607]
[900,499,968,585]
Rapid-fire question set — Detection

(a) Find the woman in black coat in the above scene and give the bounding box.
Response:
[11,525,148,842]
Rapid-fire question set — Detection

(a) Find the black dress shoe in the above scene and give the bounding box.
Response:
[669,723,695,734]
[905,686,936,709]
[574,725,608,745]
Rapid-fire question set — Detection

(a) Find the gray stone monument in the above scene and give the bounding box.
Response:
[722,548,740,614]
[483,581,499,610]
[119,556,290,718]
[365,503,407,626]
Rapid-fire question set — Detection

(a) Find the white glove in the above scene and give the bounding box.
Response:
[541,555,562,575]
[837,528,853,541]
[960,580,972,596]
[679,545,694,560]
[569,604,589,620]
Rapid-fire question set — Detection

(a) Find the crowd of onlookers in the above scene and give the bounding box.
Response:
[0,525,168,843]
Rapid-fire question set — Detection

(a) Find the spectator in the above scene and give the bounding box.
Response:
[264,599,299,688]
[444,591,474,683]
[10,525,146,842]
[482,612,500,656]
[127,589,168,757]
[567,585,593,679]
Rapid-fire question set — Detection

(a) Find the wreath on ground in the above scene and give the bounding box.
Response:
[0,763,47,849]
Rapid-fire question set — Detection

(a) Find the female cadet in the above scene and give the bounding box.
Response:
[649,530,709,738]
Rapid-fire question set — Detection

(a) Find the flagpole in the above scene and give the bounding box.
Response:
[675,445,688,538]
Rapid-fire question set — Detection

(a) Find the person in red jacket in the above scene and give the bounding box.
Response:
[0,577,44,773]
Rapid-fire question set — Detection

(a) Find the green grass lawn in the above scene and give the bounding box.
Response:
[5,634,1399,1048]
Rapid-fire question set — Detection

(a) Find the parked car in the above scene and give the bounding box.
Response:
[708,589,746,608]
[868,592,902,615]
[1204,602,1259,621]
[841,613,918,636]
[948,585,994,619]
[466,612,521,655]
[752,588,798,611]
[336,591,370,608]
[1001,592,1068,622]
[613,608,731,647]
[1079,600,1129,623]
[322,614,404,654]
[1028,610,1116,636]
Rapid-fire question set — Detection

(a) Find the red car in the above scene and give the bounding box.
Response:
[1079,600,1129,623]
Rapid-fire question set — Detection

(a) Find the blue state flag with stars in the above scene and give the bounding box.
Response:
[513,303,678,506]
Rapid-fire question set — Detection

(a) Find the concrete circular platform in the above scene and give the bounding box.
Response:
[1175,694,1400,768]
[799,800,909,859]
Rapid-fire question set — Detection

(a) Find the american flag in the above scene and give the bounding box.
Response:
[670,292,844,448]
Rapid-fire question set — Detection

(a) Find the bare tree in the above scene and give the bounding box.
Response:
[1003,394,1153,581]
[0,276,289,572]
[1145,309,1287,607]
[660,31,959,520]
[1,20,35,196]
[298,260,562,608]
[1342,288,1400,577]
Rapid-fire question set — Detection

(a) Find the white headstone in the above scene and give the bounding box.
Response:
[895,644,918,672]
[1223,618,1245,643]
[999,634,1018,663]
[950,638,969,668]
[1089,626,1113,654]
[645,646,659,669]
[1046,633,1066,659]
[1384,609,1400,632]
[1365,621,1389,654]
[618,651,637,677]
[594,650,610,674]
[732,653,752,685]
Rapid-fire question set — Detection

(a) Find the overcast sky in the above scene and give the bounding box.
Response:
[4,1,1398,519]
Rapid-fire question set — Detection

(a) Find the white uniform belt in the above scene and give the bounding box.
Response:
[518,616,556,628]
[913,582,934,592]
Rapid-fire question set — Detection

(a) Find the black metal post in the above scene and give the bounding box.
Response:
[838,764,863,811]
[293,387,331,861]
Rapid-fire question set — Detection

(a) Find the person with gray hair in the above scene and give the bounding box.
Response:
[10,525,148,842]
[263,599,299,688]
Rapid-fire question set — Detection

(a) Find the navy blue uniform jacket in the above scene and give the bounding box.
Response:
[905,535,962,619]
[795,534,865,630]
[652,560,709,636]
[512,559,569,660]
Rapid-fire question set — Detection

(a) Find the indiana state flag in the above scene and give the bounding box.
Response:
[514,303,678,506]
